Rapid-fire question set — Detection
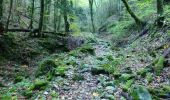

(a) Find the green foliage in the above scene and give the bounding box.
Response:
[121,79,134,92]
[78,44,95,55]
[14,76,24,83]
[99,55,122,75]
[30,79,48,90]
[131,85,152,100]
[110,20,133,40]
[146,73,153,83]
[22,89,33,99]
[119,74,135,82]
[153,56,165,75]
[36,59,57,77]
[55,66,67,77]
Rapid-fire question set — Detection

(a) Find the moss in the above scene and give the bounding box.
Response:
[0,95,12,100]
[36,59,57,77]
[119,73,135,82]
[22,90,33,99]
[131,85,152,100]
[148,86,170,99]
[137,68,148,77]
[79,45,95,55]
[14,76,23,83]
[153,56,165,75]
[121,79,134,92]
[55,66,67,77]
[50,91,59,98]
[91,67,109,75]
[146,73,153,83]
[30,79,48,90]
[72,74,85,81]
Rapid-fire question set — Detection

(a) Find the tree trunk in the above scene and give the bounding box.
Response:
[54,0,57,32]
[63,0,70,33]
[44,0,51,31]
[5,0,13,32]
[121,0,143,26]
[39,0,45,36]
[29,0,35,29]
[0,0,3,21]
[157,0,164,26]
[89,0,95,33]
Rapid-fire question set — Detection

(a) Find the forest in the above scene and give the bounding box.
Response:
[0,0,170,99]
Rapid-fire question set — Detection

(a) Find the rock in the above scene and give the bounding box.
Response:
[131,85,152,100]
[43,91,48,95]
[72,74,85,81]
[91,67,109,75]
[104,94,115,100]
[105,86,116,94]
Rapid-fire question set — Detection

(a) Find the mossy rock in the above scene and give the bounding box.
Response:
[131,85,152,100]
[72,74,85,81]
[14,76,24,83]
[137,68,150,77]
[79,45,95,55]
[30,79,48,90]
[91,67,109,75]
[148,87,170,99]
[153,56,165,75]
[22,89,33,99]
[36,59,57,77]
[55,66,67,77]
[119,73,135,82]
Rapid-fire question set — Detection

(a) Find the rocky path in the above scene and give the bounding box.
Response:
[52,40,117,100]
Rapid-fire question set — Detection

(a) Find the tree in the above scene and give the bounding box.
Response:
[0,0,4,33]
[6,0,13,31]
[44,0,51,31]
[89,0,95,33]
[63,0,70,33]
[157,0,164,26]
[29,0,35,29]
[121,0,144,26]
[38,0,45,35]
[0,0,3,21]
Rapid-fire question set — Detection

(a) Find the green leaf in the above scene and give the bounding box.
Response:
[131,85,152,100]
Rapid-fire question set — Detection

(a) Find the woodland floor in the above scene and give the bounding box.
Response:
[0,31,170,100]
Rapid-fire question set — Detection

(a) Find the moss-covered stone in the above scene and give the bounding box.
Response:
[30,79,48,90]
[131,85,152,100]
[91,67,109,75]
[148,85,170,99]
[79,45,95,55]
[22,90,33,99]
[153,56,165,75]
[36,59,57,77]
[119,73,135,82]
[55,66,67,77]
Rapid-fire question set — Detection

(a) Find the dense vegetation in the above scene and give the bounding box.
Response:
[0,0,170,99]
